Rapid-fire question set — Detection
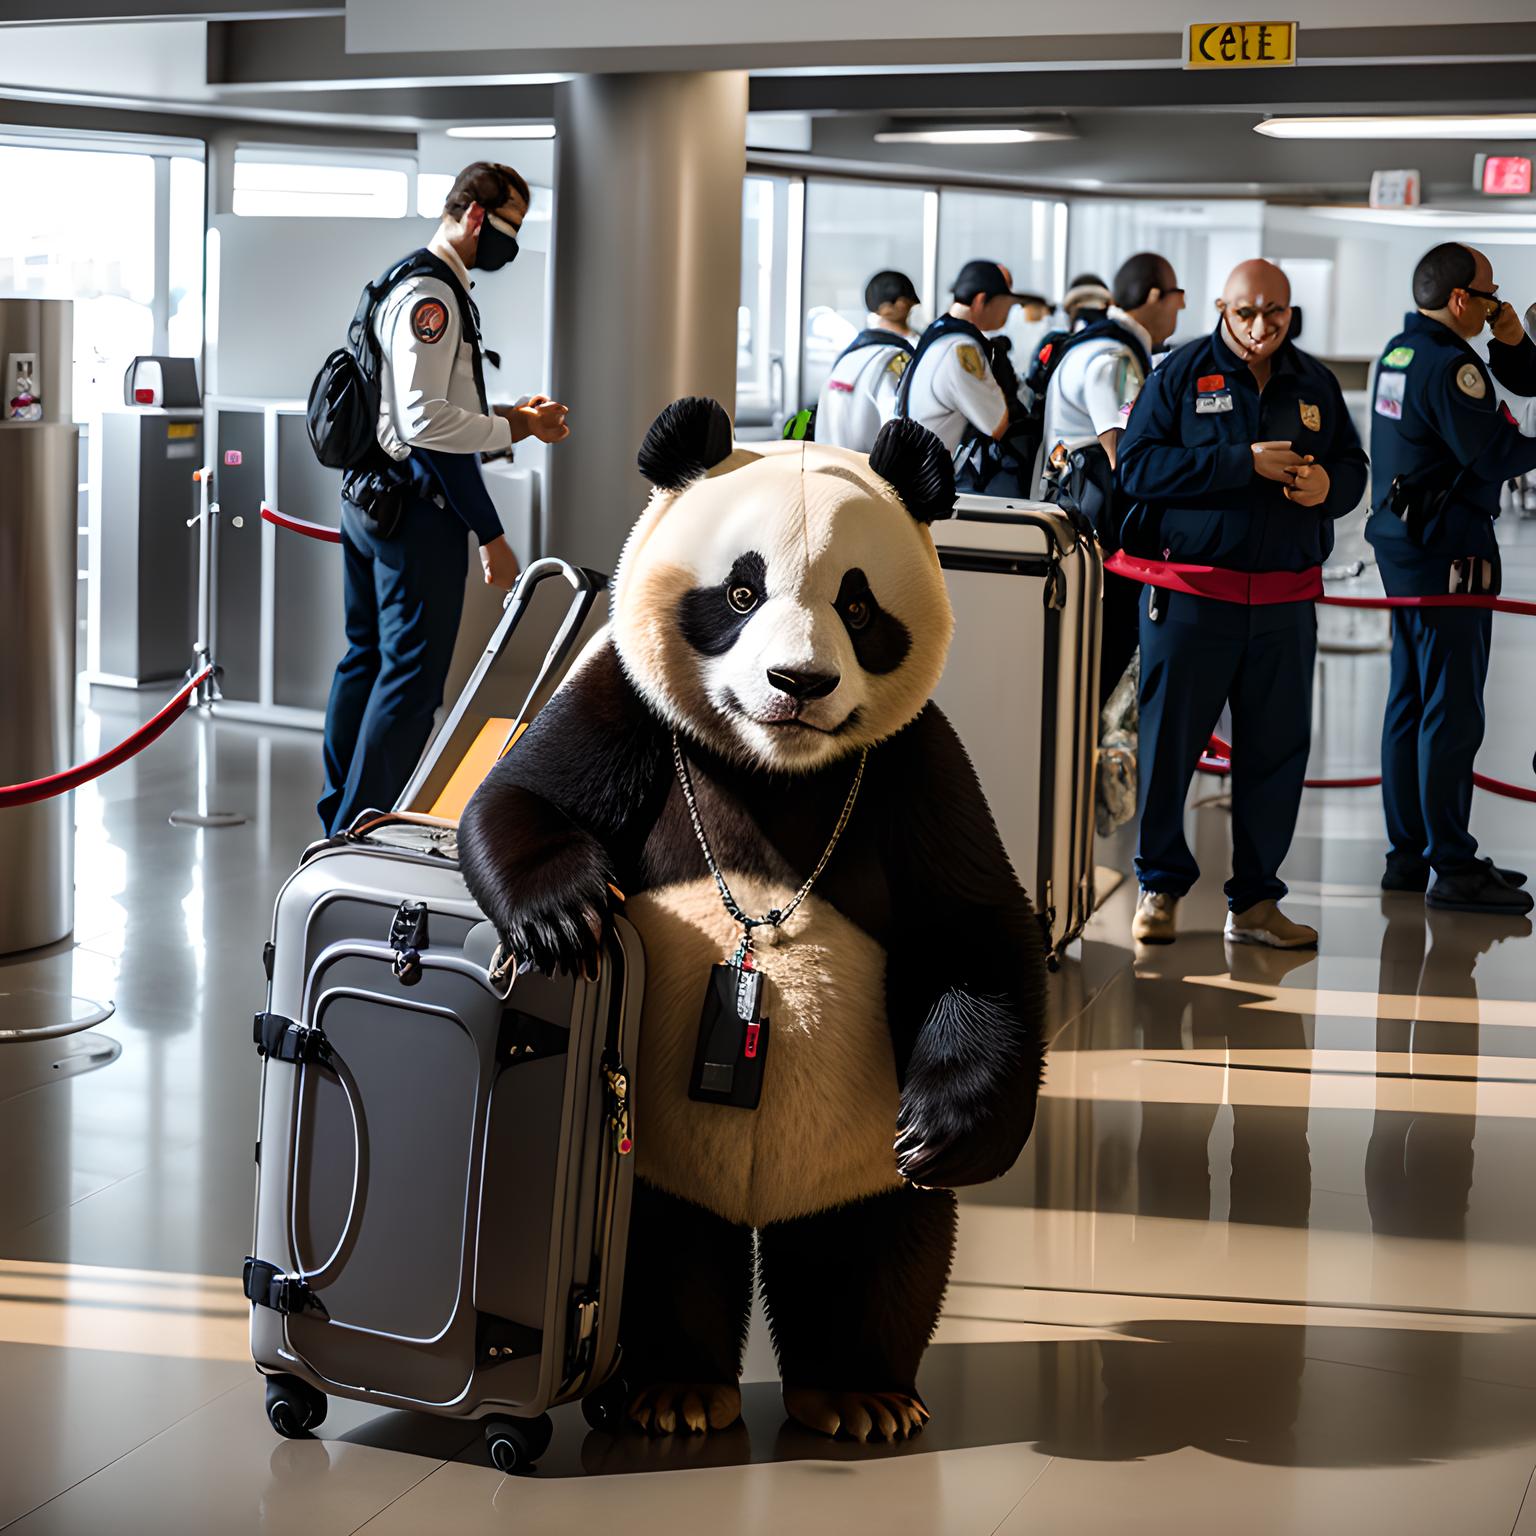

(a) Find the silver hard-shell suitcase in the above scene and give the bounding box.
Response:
[931,498,1102,963]
[245,561,642,1472]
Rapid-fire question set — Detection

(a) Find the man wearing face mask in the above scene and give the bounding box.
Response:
[318,160,571,835]
[1367,243,1536,915]
[1117,259,1368,948]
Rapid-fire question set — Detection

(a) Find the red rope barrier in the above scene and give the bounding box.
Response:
[260,502,342,544]
[0,669,212,809]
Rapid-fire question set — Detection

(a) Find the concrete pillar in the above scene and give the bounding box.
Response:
[549,70,747,571]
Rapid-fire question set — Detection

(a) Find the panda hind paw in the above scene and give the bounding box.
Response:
[783,1387,930,1442]
[626,1381,742,1436]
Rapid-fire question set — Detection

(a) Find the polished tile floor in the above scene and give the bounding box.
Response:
[4,515,1536,1534]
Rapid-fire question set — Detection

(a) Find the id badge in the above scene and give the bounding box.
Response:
[688,962,769,1110]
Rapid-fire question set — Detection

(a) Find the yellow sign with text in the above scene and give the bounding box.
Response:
[1186,21,1297,69]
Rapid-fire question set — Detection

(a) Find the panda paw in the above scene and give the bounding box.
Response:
[499,888,607,978]
[784,1387,929,1441]
[627,1381,741,1435]
[894,990,1041,1187]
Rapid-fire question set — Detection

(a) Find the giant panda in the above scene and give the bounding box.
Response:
[459,398,1046,1443]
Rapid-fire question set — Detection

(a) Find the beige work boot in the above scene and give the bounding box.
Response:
[1224,899,1318,950]
[1132,889,1179,945]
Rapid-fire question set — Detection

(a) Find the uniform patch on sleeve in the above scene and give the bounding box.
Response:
[1375,369,1405,420]
[1383,345,1414,369]
[411,298,449,344]
[956,344,986,379]
[1299,401,1321,432]
[887,352,910,378]
[1455,363,1488,400]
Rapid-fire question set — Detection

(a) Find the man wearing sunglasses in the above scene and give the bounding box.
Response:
[1116,259,1368,949]
[1366,243,1536,915]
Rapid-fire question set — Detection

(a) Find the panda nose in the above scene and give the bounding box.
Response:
[766,668,839,702]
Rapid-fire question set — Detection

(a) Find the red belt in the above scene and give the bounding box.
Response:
[1106,550,1322,606]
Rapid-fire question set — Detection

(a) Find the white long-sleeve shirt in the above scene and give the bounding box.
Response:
[373,235,512,460]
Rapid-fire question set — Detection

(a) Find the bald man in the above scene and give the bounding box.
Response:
[1367,243,1536,915]
[1116,259,1368,947]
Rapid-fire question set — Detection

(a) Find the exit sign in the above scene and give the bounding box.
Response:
[1186,21,1298,69]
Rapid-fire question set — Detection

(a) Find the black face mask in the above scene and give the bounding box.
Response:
[474,211,520,272]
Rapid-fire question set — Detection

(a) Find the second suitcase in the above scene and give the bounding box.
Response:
[931,497,1102,962]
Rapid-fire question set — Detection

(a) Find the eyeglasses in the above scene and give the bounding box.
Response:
[1227,304,1291,323]
[1460,285,1501,304]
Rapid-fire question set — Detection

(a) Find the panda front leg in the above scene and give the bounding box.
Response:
[759,1184,957,1440]
[618,1178,754,1434]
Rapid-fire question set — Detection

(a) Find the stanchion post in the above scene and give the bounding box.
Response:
[170,466,247,829]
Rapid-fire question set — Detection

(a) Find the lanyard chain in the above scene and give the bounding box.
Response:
[670,731,868,964]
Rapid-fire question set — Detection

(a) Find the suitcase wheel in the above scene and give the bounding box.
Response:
[264,1373,327,1438]
[580,1374,630,1433]
[484,1412,553,1474]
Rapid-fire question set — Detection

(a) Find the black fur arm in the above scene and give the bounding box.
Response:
[458,638,667,975]
[881,706,1048,1187]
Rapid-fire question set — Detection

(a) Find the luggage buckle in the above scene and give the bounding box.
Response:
[389,900,429,986]
[253,1011,332,1068]
[243,1257,328,1319]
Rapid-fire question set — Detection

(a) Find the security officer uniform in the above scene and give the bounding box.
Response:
[318,234,511,835]
[1367,311,1536,903]
[896,315,1008,457]
[1040,308,1155,702]
[814,327,914,452]
[1118,322,1368,913]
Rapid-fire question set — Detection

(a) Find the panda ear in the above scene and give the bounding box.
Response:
[868,417,957,525]
[637,397,735,490]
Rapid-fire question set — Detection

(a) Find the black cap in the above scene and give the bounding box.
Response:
[865,270,921,311]
[953,259,1024,303]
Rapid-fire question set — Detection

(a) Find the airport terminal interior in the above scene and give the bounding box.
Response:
[5,3,1536,1532]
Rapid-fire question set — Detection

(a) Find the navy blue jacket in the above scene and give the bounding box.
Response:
[1118,322,1368,572]
[1365,311,1536,589]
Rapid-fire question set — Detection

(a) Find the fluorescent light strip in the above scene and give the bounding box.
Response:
[445,124,556,140]
[1257,114,1536,140]
[874,127,1073,145]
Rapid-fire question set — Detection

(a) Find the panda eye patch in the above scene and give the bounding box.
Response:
[679,550,769,657]
[834,566,910,675]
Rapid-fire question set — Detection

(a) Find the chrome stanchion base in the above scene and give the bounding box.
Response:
[168,808,247,828]
[0,990,115,1043]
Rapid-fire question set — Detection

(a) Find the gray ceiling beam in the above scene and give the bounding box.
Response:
[0,0,337,23]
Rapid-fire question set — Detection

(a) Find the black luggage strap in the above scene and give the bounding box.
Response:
[253,1011,332,1067]
[243,1257,329,1318]
[477,1312,543,1366]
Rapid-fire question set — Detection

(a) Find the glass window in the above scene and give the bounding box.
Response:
[167,156,205,362]
[417,172,454,220]
[737,175,793,429]
[799,179,926,407]
[0,143,157,419]
[936,189,1064,306]
[232,150,410,219]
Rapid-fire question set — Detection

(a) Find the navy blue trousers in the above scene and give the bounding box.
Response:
[318,497,468,835]
[1135,590,1317,911]
[1380,607,1491,875]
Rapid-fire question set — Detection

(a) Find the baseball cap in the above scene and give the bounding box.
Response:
[865,270,921,311]
[953,259,1027,303]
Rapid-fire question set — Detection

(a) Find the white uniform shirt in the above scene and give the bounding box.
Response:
[1040,307,1152,477]
[373,235,512,461]
[815,332,912,453]
[901,330,1008,454]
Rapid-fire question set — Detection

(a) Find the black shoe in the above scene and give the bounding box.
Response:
[1386,856,1527,893]
[1426,863,1536,915]
[1382,857,1430,893]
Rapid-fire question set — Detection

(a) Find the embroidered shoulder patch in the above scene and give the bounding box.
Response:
[1383,346,1414,369]
[887,352,910,378]
[411,298,449,344]
[956,344,986,379]
[1455,363,1487,400]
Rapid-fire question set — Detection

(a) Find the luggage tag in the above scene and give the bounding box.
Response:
[688,949,769,1110]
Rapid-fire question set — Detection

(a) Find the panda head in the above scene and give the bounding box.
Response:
[611,397,956,773]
